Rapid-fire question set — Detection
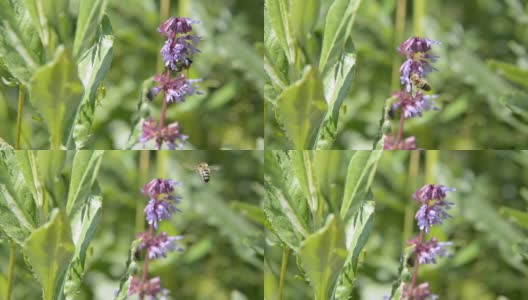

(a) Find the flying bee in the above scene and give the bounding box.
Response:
[410,73,431,91]
[185,162,221,183]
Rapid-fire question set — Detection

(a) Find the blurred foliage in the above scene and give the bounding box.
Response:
[334,0,528,149]
[267,150,528,299]
[0,150,263,300]
[0,0,263,149]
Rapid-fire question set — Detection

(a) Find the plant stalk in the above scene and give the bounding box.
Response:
[277,247,290,300]
[396,112,406,143]
[15,86,25,149]
[6,241,16,300]
[391,0,408,91]
[140,224,155,300]
[413,0,426,36]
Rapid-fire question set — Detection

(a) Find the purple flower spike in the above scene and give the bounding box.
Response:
[129,276,170,300]
[154,73,201,104]
[383,134,418,150]
[398,37,440,91]
[139,232,184,260]
[145,199,179,228]
[142,178,179,198]
[161,35,201,71]
[398,37,441,58]
[158,17,199,37]
[409,237,452,264]
[393,91,439,119]
[415,201,454,233]
[403,282,438,300]
[414,184,456,203]
[140,118,189,150]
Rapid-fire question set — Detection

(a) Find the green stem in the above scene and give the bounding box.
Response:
[413,0,426,36]
[6,241,16,300]
[15,86,25,149]
[277,247,290,300]
[391,0,408,91]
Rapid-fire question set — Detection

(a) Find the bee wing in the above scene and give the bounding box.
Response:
[182,163,198,171]
[209,165,222,171]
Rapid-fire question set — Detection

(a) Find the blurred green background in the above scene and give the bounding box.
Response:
[0,150,264,300]
[0,0,263,149]
[265,151,528,300]
[332,0,528,149]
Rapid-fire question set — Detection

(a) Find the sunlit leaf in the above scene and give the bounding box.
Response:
[66,150,104,215]
[29,46,84,149]
[25,209,75,300]
[299,215,347,300]
[276,67,328,149]
[73,15,114,148]
[73,0,107,58]
[340,151,382,218]
[0,150,37,245]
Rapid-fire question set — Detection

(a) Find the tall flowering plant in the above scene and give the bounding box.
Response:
[383,37,441,150]
[394,184,456,300]
[128,179,184,299]
[141,17,202,150]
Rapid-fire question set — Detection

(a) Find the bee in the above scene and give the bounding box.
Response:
[410,73,431,91]
[186,162,221,183]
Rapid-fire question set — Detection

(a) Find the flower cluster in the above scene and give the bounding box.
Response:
[128,178,184,299]
[141,17,202,150]
[401,184,455,300]
[383,37,441,150]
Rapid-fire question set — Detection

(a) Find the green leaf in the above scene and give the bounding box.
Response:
[64,186,103,300]
[264,151,311,251]
[319,0,362,73]
[340,151,382,219]
[290,151,319,215]
[500,206,528,230]
[15,151,45,214]
[315,114,337,150]
[23,0,68,51]
[73,15,114,148]
[323,38,356,118]
[73,0,107,58]
[29,46,84,149]
[501,91,528,121]
[265,0,295,62]
[313,150,350,212]
[25,209,75,300]
[488,59,528,89]
[289,0,320,46]
[114,239,142,300]
[0,150,37,245]
[66,150,104,215]
[335,198,375,299]
[276,67,328,149]
[299,215,347,300]
[0,0,41,84]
